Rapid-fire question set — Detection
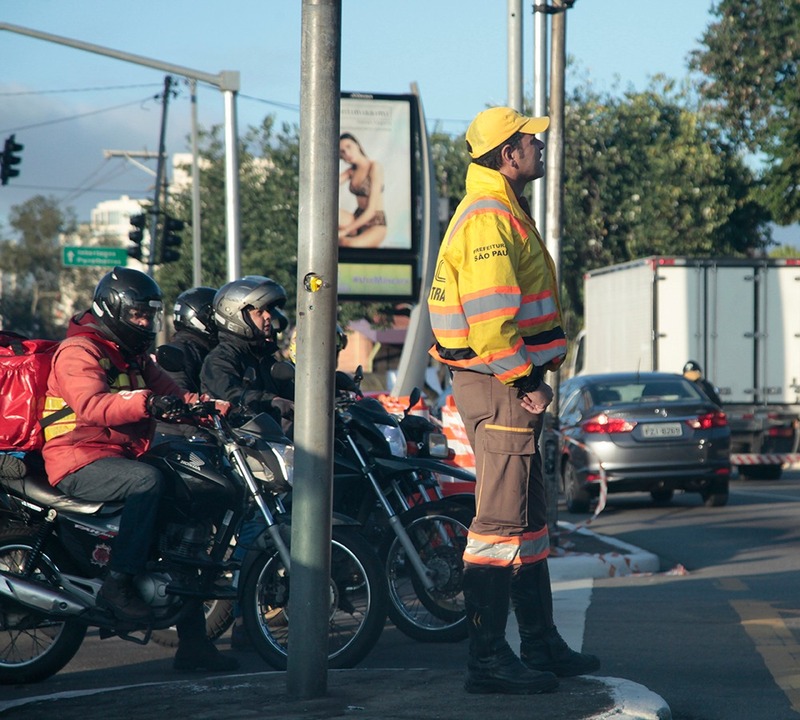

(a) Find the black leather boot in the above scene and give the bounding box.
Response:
[512,562,600,677]
[173,602,240,672]
[463,564,559,695]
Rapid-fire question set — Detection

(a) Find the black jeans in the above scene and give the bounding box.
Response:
[58,457,164,576]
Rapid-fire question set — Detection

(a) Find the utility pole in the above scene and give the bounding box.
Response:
[541,0,572,543]
[288,0,341,699]
[532,1,549,233]
[148,75,173,278]
[508,0,524,111]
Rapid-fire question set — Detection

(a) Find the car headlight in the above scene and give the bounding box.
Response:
[378,423,407,457]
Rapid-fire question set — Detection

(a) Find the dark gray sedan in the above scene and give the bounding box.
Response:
[557,372,731,513]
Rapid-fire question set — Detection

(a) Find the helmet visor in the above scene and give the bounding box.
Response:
[123,299,163,333]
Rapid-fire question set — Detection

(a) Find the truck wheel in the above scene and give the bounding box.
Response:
[739,465,782,481]
[701,479,729,507]
[563,461,591,514]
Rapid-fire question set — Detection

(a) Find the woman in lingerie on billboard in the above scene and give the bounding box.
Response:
[338,132,387,248]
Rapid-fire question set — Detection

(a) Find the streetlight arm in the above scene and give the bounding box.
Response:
[0,22,239,91]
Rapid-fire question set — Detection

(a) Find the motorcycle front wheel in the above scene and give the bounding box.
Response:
[241,526,388,670]
[382,500,471,643]
[0,529,87,684]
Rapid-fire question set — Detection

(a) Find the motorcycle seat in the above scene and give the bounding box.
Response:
[1,473,105,515]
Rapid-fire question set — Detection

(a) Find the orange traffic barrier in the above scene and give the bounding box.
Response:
[440,395,476,474]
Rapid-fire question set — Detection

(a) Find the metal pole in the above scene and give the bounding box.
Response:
[390,85,439,397]
[222,89,241,281]
[507,0,524,111]
[543,0,567,541]
[287,0,341,699]
[532,1,548,233]
[189,79,202,286]
[148,75,172,277]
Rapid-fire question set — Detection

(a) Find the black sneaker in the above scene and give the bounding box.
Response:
[98,574,152,622]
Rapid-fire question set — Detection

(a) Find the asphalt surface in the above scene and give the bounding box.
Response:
[0,522,672,720]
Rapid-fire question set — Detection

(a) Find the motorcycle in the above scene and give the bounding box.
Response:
[0,394,388,684]
[331,368,476,642]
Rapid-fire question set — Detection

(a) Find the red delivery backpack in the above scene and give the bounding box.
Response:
[0,331,61,452]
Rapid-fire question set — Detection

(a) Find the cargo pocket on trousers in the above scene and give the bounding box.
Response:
[479,424,536,529]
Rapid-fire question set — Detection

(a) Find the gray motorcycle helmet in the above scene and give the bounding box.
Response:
[212,275,288,341]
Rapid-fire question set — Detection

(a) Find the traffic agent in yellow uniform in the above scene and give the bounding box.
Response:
[429,107,599,695]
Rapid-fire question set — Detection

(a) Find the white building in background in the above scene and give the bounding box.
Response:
[90,194,149,244]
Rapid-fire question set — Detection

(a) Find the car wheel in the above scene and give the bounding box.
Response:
[563,461,591,514]
[701,479,729,507]
[650,488,674,506]
[739,465,782,481]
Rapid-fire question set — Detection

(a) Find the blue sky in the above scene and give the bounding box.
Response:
[1,0,718,228]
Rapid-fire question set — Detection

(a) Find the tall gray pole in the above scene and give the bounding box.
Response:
[532,2,549,233]
[287,0,341,699]
[222,88,241,281]
[507,0,524,111]
[543,0,567,541]
[189,79,202,286]
[389,84,438,398]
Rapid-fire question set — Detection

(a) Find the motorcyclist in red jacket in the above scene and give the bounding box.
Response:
[42,267,238,672]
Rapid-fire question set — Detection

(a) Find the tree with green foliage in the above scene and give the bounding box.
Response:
[691,0,800,224]
[559,79,771,323]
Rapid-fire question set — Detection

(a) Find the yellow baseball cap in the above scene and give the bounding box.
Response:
[466,107,550,159]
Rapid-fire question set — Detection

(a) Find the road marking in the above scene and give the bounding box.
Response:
[731,599,800,712]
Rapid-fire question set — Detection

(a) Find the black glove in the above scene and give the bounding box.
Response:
[146,394,187,421]
[512,368,543,397]
[270,397,295,420]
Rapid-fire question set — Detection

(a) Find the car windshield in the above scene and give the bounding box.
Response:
[590,379,703,405]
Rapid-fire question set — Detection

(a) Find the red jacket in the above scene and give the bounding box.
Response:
[42,312,196,486]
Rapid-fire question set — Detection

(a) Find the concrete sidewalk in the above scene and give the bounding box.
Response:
[0,523,671,720]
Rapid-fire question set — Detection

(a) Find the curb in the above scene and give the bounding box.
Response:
[590,677,673,720]
[549,522,661,580]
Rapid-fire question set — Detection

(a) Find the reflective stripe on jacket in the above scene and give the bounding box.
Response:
[428,163,566,385]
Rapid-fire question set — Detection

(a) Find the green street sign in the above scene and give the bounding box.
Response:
[62,246,128,268]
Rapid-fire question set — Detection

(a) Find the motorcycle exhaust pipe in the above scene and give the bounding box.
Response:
[0,572,90,617]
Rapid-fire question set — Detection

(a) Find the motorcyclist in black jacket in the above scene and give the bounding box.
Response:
[200,275,294,431]
[161,286,219,393]
[199,275,294,650]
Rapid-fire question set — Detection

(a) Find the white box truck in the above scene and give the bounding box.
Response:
[572,256,800,479]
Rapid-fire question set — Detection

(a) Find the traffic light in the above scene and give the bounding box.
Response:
[160,215,184,263]
[127,213,148,261]
[1,134,24,186]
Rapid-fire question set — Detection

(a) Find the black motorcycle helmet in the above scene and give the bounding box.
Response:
[173,286,218,343]
[91,266,163,355]
[213,275,289,342]
[683,360,702,374]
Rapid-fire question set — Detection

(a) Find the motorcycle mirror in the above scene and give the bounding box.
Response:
[406,387,421,414]
[271,361,296,383]
[353,365,364,386]
[156,344,185,373]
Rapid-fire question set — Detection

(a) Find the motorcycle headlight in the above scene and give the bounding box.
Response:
[244,442,294,493]
[378,423,407,458]
[269,442,294,488]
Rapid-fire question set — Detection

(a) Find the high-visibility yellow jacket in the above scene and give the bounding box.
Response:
[428,163,566,386]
